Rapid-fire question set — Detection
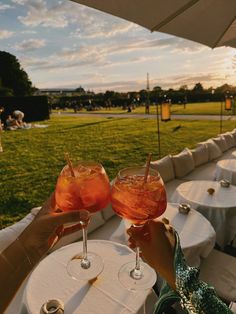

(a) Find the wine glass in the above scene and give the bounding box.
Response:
[111,166,167,290]
[55,160,110,280]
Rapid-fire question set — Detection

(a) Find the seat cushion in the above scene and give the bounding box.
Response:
[191,144,209,167]
[198,140,222,161]
[182,161,216,181]
[200,249,236,302]
[229,129,236,145]
[165,179,185,200]
[171,148,195,178]
[215,147,236,162]
[101,203,115,220]
[212,136,228,152]
[150,155,175,183]
[221,132,235,149]
[0,208,40,253]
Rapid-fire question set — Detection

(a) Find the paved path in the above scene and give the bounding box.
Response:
[52,112,236,121]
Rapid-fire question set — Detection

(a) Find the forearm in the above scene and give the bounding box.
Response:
[0,237,40,313]
[155,232,233,314]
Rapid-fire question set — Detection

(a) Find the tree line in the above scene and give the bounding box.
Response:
[1,50,236,109]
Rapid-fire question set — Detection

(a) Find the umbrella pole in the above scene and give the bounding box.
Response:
[220,100,223,134]
[156,103,161,158]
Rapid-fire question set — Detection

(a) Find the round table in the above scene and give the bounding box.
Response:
[215,159,236,185]
[24,240,157,314]
[171,180,236,248]
[111,203,216,267]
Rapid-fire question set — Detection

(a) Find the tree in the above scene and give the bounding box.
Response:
[0,51,34,96]
[75,86,85,93]
[153,86,163,92]
[179,85,188,92]
[192,82,204,93]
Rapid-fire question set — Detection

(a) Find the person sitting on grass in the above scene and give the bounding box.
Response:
[5,115,21,130]
[12,110,27,128]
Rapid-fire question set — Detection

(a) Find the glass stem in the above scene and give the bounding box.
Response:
[80,222,91,269]
[130,225,143,280]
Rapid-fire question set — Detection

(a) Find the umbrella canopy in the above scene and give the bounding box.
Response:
[70,0,236,49]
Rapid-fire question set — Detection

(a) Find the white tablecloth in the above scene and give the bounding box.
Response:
[171,180,236,248]
[215,159,236,185]
[111,203,216,267]
[24,240,157,314]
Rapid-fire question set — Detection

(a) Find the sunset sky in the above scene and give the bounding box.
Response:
[1,0,236,92]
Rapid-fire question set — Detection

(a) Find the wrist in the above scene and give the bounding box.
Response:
[18,227,42,266]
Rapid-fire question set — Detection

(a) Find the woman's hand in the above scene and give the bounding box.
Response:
[127,219,176,290]
[19,193,89,264]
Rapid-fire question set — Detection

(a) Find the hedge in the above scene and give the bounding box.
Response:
[0,96,50,123]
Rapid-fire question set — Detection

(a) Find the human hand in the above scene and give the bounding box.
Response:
[19,193,89,264]
[127,219,176,290]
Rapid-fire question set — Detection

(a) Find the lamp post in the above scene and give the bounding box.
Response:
[225,94,232,110]
[156,101,161,158]
[161,98,171,121]
[156,94,171,158]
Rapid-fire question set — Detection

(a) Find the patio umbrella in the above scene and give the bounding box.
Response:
[70,0,236,49]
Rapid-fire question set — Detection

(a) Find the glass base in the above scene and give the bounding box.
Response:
[67,252,104,281]
[118,261,157,291]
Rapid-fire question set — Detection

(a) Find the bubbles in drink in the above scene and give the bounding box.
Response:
[55,162,110,212]
[111,173,166,225]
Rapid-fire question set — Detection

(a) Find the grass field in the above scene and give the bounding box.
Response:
[1,115,236,227]
[57,102,234,115]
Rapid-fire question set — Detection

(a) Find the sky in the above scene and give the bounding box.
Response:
[1,0,236,92]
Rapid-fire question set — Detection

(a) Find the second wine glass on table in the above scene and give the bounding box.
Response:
[55,160,110,280]
[111,166,167,291]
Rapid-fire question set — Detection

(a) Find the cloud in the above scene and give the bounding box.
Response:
[18,34,208,74]
[17,0,73,28]
[151,73,226,90]
[21,30,37,34]
[71,21,136,39]
[11,0,27,4]
[15,38,46,51]
[20,55,49,68]
[0,3,14,11]
[0,30,14,39]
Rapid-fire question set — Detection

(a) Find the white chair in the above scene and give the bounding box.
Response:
[199,249,236,303]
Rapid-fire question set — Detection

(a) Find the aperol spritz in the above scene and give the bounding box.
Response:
[111,166,166,290]
[55,160,110,280]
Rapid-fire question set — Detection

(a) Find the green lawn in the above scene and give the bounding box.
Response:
[1,115,235,227]
[55,102,233,115]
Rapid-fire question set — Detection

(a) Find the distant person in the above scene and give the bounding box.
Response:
[5,115,19,130]
[127,104,132,112]
[183,96,187,109]
[145,103,150,114]
[0,106,4,131]
[13,110,26,127]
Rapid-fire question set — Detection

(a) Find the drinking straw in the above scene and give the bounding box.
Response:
[144,153,152,183]
[64,153,75,177]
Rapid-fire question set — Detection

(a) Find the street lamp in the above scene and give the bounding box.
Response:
[161,99,171,121]
[156,95,171,158]
[225,95,232,110]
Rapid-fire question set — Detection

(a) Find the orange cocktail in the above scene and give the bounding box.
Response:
[55,161,110,213]
[111,166,167,290]
[111,172,166,225]
[55,160,110,280]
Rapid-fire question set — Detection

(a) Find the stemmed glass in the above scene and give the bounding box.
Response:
[111,166,167,290]
[55,159,110,280]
